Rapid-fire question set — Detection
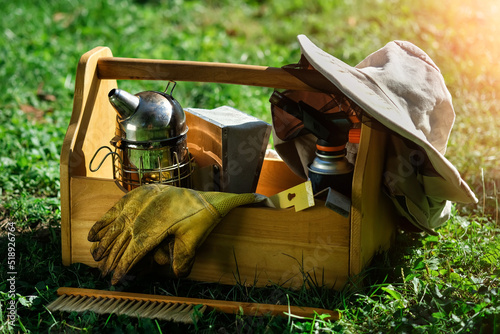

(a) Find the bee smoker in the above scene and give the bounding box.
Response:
[90,83,194,191]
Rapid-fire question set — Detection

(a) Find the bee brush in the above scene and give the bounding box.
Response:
[47,287,340,324]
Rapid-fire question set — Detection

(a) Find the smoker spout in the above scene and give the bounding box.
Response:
[108,88,140,119]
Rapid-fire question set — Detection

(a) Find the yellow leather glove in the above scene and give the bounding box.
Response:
[88,184,265,285]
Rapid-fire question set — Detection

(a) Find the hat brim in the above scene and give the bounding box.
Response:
[297,34,477,204]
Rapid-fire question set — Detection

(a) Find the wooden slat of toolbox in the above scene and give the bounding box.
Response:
[69,174,350,289]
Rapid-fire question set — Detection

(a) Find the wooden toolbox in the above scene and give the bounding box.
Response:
[60,47,397,289]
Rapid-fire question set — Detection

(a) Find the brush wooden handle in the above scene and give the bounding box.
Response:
[97,57,323,91]
[56,287,340,320]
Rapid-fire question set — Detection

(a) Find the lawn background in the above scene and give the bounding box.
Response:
[0,0,498,332]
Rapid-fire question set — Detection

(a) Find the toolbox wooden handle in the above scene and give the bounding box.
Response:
[97,57,321,91]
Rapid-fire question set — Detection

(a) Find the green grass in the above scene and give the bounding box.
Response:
[1,0,499,332]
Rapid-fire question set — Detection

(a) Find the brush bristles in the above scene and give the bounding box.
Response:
[47,294,206,324]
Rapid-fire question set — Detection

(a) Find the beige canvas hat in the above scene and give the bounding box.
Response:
[296,34,477,205]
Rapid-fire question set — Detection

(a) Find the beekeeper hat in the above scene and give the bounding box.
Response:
[297,34,477,204]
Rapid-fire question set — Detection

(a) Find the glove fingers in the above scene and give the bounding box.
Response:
[98,233,131,277]
[88,221,115,244]
[171,238,196,278]
[153,240,172,266]
[90,215,133,260]
[88,206,122,242]
[88,184,163,242]
[110,229,170,284]
[92,235,122,261]
[110,241,152,285]
[90,237,114,261]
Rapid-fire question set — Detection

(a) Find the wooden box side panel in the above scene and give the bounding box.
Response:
[69,177,127,264]
[191,203,350,289]
[61,47,117,180]
[350,124,397,275]
[69,174,350,289]
[61,47,118,265]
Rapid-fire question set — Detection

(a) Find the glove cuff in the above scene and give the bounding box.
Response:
[200,192,263,217]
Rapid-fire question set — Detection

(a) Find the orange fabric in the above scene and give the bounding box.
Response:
[316,144,345,152]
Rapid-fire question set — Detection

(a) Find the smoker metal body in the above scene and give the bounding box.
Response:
[91,88,194,190]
